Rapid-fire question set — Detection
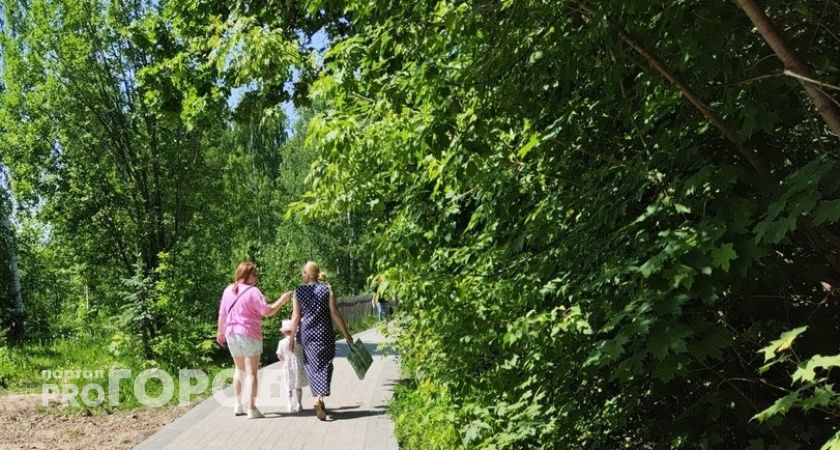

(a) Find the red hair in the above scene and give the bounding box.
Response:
[232,262,257,294]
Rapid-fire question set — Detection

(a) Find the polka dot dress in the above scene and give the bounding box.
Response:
[296,283,334,397]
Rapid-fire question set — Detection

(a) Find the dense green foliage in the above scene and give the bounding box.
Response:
[306,1,840,447]
[0,0,372,388]
[173,0,840,448]
[5,0,840,448]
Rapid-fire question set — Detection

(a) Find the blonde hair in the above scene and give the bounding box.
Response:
[318,271,328,282]
[302,261,320,283]
[232,261,257,294]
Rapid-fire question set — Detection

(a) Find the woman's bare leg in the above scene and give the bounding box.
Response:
[232,356,246,407]
[244,355,260,410]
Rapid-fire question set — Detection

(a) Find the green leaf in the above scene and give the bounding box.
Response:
[653,359,679,382]
[760,326,807,362]
[710,243,737,272]
[784,158,834,194]
[761,217,798,244]
[813,199,840,225]
[639,254,664,278]
[788,190,820,217]
[801,385,835,411]
[792,355,840,383]
[757,360,776,375]
[822,432,840,450]
[647,332,671,360]
[752,391,800,422]
[585,335,629,366]
[517,133,540,158]
[653,358,683,383]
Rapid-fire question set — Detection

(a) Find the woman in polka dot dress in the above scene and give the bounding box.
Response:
[289,261,353,421]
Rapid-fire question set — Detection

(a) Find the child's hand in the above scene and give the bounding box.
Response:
[276,353,284,361]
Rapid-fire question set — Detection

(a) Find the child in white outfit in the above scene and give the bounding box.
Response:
[276,319,308,412]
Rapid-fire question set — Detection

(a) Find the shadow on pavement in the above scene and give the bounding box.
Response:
[329,404,362,411]
[328,407,388,421]
[263,405,387,422]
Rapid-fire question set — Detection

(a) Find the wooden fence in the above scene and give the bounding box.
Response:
[337,294,375,325]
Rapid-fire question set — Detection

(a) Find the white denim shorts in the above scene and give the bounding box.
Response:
[226,334,263,357]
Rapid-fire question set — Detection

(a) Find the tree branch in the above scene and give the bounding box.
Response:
[573,2,774,185]
[784,70,840,93]
[736,0,840,139]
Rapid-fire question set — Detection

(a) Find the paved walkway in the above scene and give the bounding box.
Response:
[135,327,399,450]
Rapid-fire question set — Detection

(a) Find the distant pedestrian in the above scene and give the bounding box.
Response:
[370,275,390,321]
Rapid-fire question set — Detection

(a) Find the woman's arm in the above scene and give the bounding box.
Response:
[328,285,352,344]
[216,312,226,346]
[264,291,292,317]
[217,286,230,345]
[289,292,300,352]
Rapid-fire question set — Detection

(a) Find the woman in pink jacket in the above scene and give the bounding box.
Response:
[217,261,289,418]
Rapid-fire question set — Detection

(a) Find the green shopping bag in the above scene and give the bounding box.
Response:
[347,338,373,379]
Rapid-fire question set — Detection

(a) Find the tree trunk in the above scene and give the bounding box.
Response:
[1,198,24,343]
[736,0,840,139]
[7,236,24,343]
[347,210,356,290]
